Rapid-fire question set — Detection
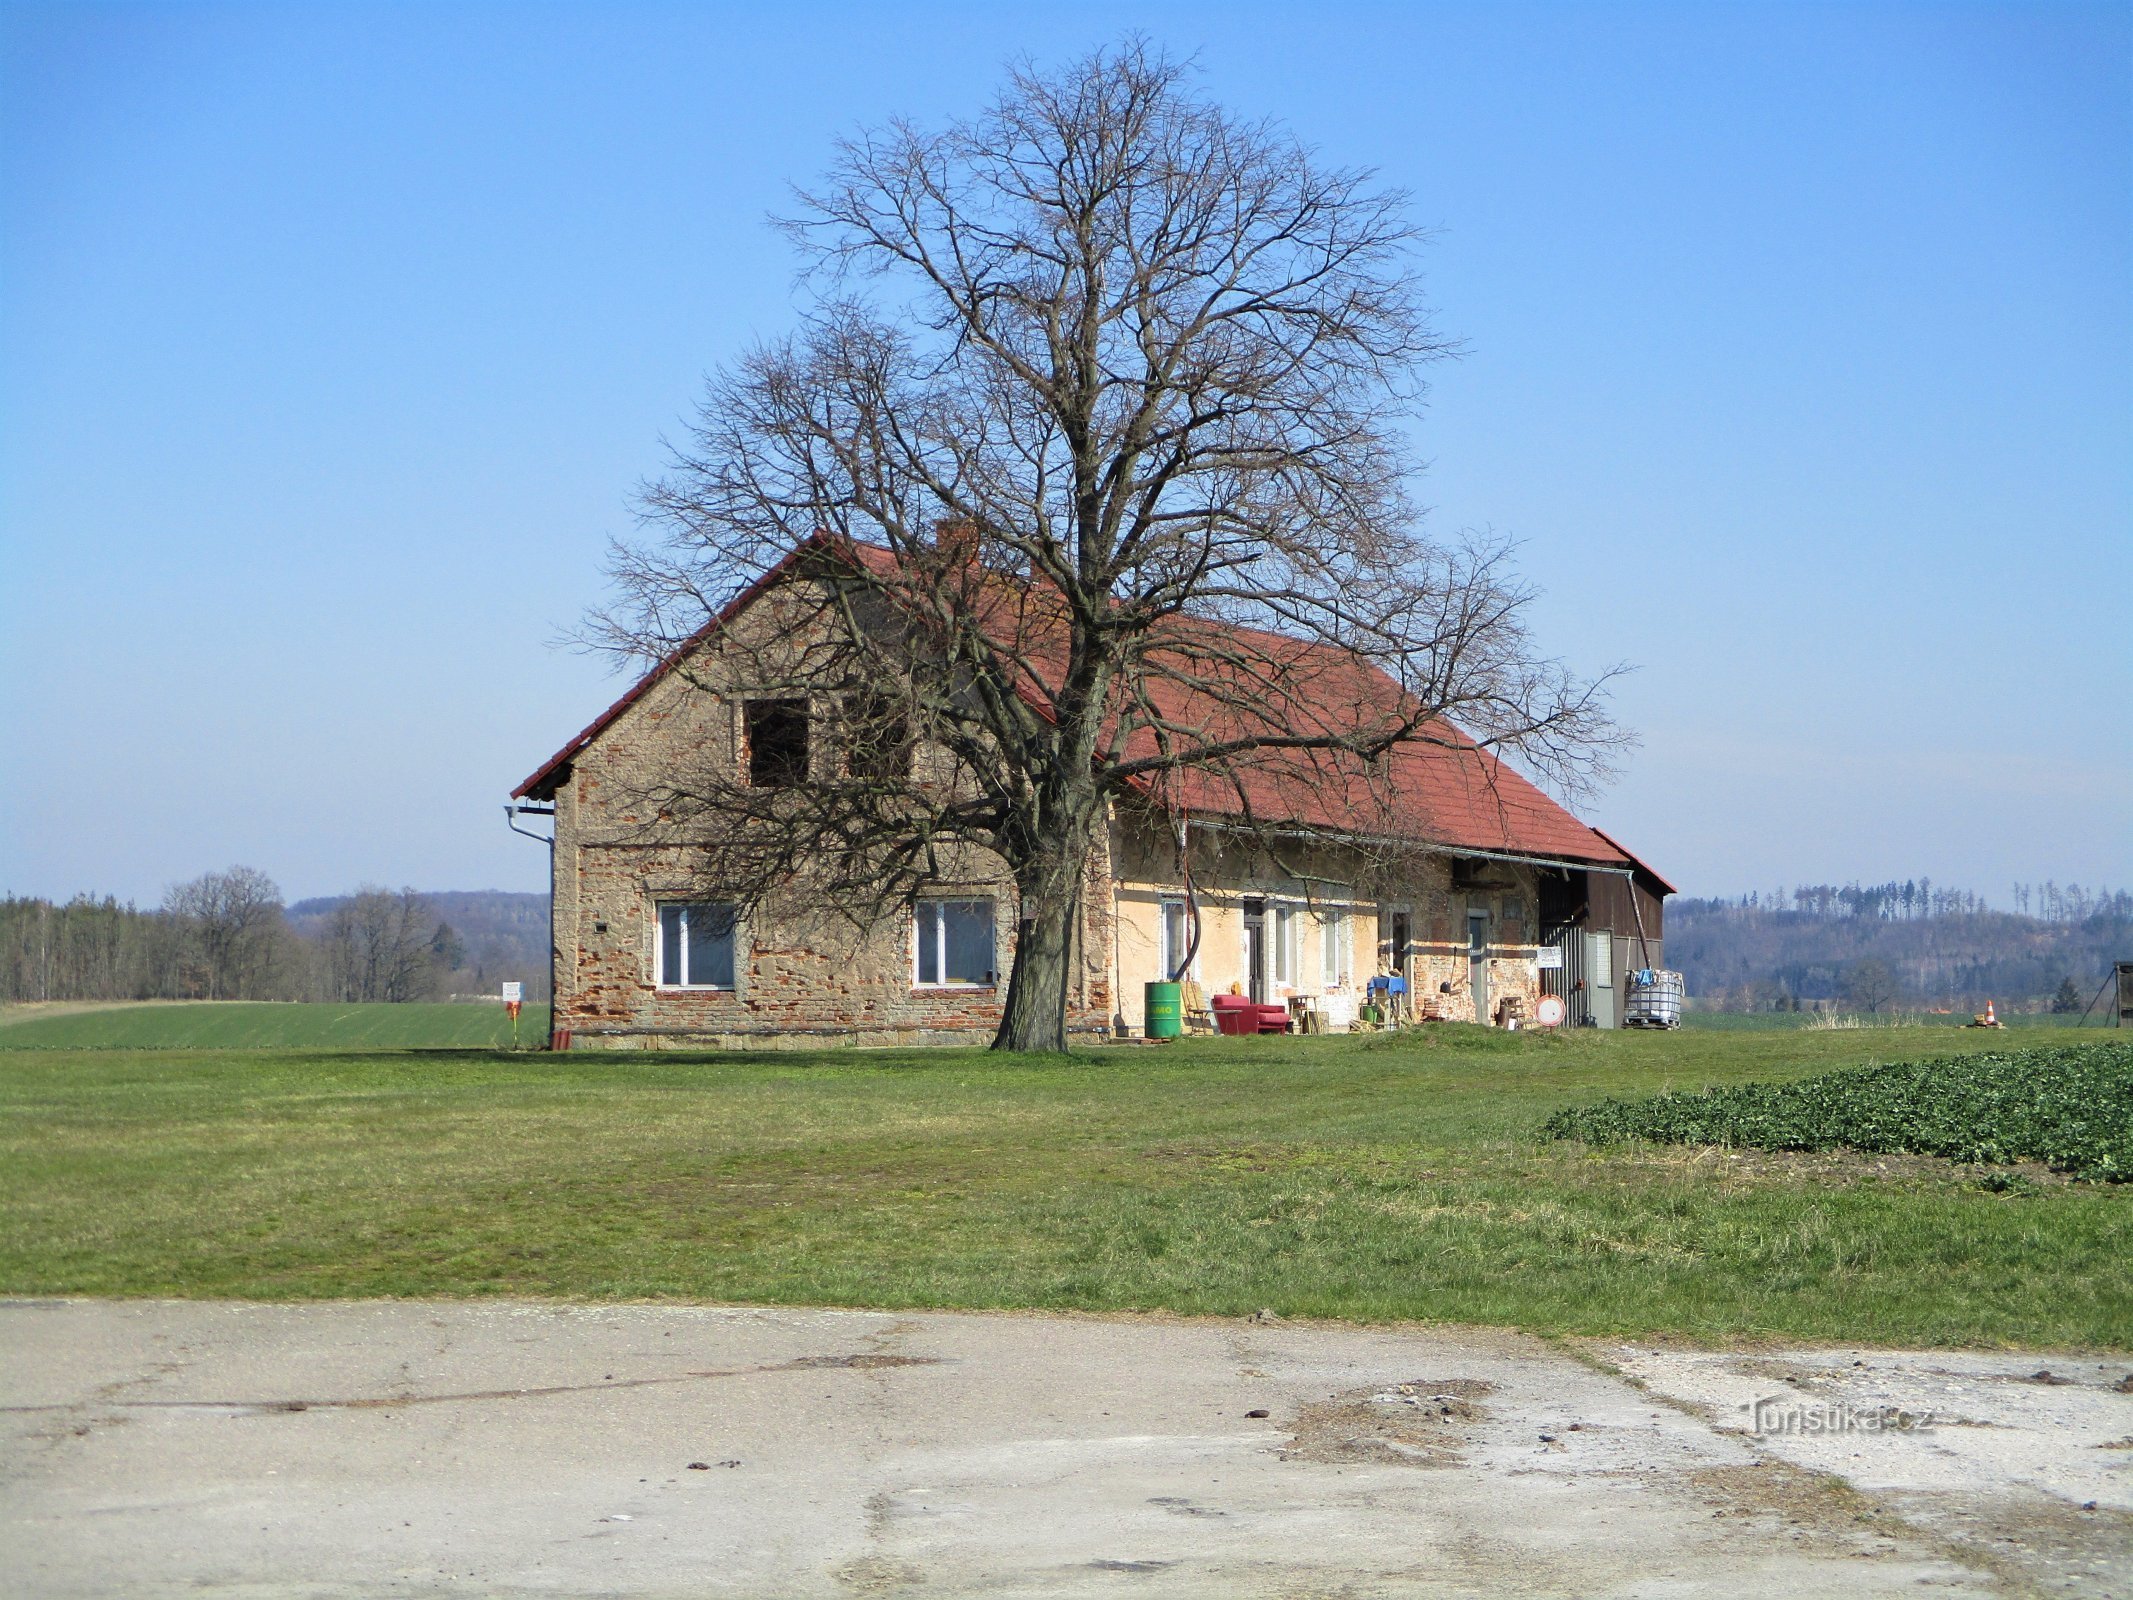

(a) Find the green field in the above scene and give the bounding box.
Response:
[4,1022,2127,1347]
[0,1001,550,1051]
[1681,1009,2097,1031]
[1549,1040,2133,1180]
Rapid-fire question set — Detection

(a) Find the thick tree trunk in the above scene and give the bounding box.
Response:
[993,897,1076,1052]
[992,828,1092,1053]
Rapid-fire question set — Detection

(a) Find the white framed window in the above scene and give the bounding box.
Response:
[1271,903,1300,986]
[1320,906,1345,986]
[914,897,996,987]
[656,902,737,989]
[1160,898,1194,980]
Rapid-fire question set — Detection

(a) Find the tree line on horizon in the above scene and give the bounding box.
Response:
[10,869,2122,1019]
[1671,879,2129,1015]
[1692,879,2132,924]
[0,871,551,1005]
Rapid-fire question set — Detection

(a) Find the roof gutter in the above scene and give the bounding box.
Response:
[1179,817,1635,880]
[1436,844,1636,880]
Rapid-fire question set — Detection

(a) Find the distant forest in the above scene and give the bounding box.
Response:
[0,874,550,1004]
[1672,879,2131,1014]
[9,870,2126,1018]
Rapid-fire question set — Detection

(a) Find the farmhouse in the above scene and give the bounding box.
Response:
[514,544,1671,1047]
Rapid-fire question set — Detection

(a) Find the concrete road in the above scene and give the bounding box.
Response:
[2,1300,2127,1598]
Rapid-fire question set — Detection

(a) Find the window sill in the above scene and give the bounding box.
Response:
[911,984,998,994]
[654,985,738,994]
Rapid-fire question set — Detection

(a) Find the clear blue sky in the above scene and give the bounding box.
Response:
[3,1,2127,907]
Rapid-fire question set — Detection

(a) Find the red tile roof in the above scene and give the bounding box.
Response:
[515,537,1656,880]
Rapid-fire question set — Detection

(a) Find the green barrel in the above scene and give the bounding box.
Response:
[1143,981,1183,1039]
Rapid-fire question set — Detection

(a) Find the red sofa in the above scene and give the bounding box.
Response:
[1211,995,1291,1035]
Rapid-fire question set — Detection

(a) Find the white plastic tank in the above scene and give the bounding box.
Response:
[1623,969,1684,1029]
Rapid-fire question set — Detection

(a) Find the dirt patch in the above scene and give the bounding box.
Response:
[1686,1454,2133,1594]
[1725,1355,1840,1392]
[1595,1144,2078,1191]
[833,1553,926,1591]
[1891,1490,2133,1597]
[1279,1377,1495,1467]
[784,1354,936,1371]
[1687,1462,1886,1535]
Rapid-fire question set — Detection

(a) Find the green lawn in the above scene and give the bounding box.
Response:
[0,1001,550,1051]
[3,1024,2127,1348]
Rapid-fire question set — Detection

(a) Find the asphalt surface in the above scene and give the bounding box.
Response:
[2,1299,2127,1597]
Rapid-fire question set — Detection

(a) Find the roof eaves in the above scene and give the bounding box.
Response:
[1589,827,1676,896]
[509,536,833,800]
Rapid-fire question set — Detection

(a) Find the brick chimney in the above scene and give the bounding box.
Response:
[934,518,981,568]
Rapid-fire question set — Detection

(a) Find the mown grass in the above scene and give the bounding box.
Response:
[3,1024,2126,1348]
[0,1001,550,1051]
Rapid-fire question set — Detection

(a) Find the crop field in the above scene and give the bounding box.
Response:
[4,1022,2127,1347]
[1680,1010,2094,1031]
[1548,1041,2133,1181]
[0,1001,550,1051]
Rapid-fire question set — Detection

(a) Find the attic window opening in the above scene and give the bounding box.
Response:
[745,699,810,788]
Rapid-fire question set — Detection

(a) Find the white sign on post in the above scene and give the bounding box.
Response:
[500,980,526,1048]
[1536,947,1563,970]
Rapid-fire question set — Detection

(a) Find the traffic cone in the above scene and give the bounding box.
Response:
[1984,1000,1998,1026]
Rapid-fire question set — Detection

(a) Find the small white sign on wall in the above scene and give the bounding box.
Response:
[501,982,523,1003]
[1536,947,1563,970]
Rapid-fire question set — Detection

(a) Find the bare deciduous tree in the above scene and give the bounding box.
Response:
[1841,958,1900,1016]
[320,887,443,1003]
[162,866,286,1000]
[590,40,1623,1051]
